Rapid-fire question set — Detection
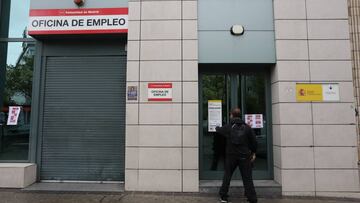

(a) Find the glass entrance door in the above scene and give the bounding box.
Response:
[200,71,272,180]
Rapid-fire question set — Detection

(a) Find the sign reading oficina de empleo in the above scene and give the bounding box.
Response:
[148,83,172,102]
[296,83,340,102]
[28,8,128,35]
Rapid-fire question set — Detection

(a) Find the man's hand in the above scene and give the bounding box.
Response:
[250,153,256,162]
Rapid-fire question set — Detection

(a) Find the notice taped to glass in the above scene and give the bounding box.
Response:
[208,100,222,132]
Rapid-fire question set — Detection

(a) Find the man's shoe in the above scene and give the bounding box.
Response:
[219,196,228,203]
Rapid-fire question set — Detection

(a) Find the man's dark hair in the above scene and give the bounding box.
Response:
[231,108,241,118]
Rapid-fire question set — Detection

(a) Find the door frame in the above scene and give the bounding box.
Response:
[198,64,274,180]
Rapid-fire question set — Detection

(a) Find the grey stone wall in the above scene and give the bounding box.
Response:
[125,0,199,192]
[272,0,359,196]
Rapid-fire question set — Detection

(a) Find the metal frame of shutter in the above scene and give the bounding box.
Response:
[38,40,126,181]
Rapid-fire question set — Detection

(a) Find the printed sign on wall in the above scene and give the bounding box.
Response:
[245,114,263,129]
[148,83,172,101]
[127,86,138,101]
[296,83,340,102]
[208,100,222,132]
[7,106,21,126]
[28,8,128,35]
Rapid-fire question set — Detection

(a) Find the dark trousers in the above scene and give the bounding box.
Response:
[219,154,257,203]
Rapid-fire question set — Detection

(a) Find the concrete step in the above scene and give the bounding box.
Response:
[23,182,124,193]
[200,180,282,198]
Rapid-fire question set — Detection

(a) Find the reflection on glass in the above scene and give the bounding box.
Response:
[244,75,268,171]
[8,0,31,38]
[0,42,34,160]
[201,73,269,179]
[202,75,228,172]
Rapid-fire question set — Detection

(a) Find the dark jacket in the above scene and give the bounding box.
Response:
[216,117,257,156]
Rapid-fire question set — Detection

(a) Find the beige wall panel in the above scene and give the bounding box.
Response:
[126,61,140,82]
[272,61,310,82]
[140,61,182,82]
[306,0,348,19]
[314,125,357,146]
[140,41,182,60]
[139,148,182,169]
[281,169,315,192]
[275,20,307,39]
[138,170,182,192]
[183,82,199,103]
[312,103,356,124]
[139,104,182,125]
[141,20,181,40]
[276,40,309,60]
[272,103,312,125]
[183,170,199,192]
[315,170,360,192]
[278,125,313,147]
[128,1,140,21]
[182,1,198,19]
[183,125,199,147]
[281,147,314,169]
[308,20,350,39]
[308,40,351,60]
[126,103,139,125]
[128,20,140,41]
[314,147,358,168]
[183,61,198,81]
[125,169,138,191]
[183,103,199,125]
[183,20,198,39]
[141,1,181,20]
[273,0,306,19]
[138,126,182,147]
[183,148,199,170]
[310,61,353,81]
[125,147,139,169]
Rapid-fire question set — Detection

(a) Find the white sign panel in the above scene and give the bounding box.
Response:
[28,8,128,35]
[322,84,340,101]
[208,100,222,132]
[7,106,21,126]
[245,114,263,129]
[148,83,172,101]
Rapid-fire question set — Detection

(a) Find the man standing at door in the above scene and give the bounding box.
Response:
[216,108,257,203]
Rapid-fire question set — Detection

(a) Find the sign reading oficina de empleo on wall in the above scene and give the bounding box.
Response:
[28,8,128,35]
[296,83,340,102]
[148,83,172,102]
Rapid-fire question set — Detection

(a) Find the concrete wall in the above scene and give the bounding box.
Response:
[272,0,360,196]
[349,0,360,162]
[125,0,199,192]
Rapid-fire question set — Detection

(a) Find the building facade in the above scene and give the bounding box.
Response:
[0,0,359,197]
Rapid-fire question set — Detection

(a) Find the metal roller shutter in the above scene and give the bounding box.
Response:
[40,55,126,181]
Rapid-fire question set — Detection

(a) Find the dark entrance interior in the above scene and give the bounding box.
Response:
[199,65,273,180]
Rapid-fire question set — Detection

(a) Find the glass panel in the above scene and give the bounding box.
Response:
[8,0,31,38]
[201,74,229,172]
[0,42,34,160]
[243,74,268,171]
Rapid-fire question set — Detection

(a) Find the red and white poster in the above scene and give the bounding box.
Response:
[148,83,172,102]
[245,114,263,129]
[7,106,21,126]
[28,8,128,35]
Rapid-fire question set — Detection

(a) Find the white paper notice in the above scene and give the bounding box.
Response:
[7,106,21,126]
[322,84,340,101]
[208,100,222,132]
[245,114,263,129]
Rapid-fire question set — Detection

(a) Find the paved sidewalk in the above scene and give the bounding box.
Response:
[0,190,359,203]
